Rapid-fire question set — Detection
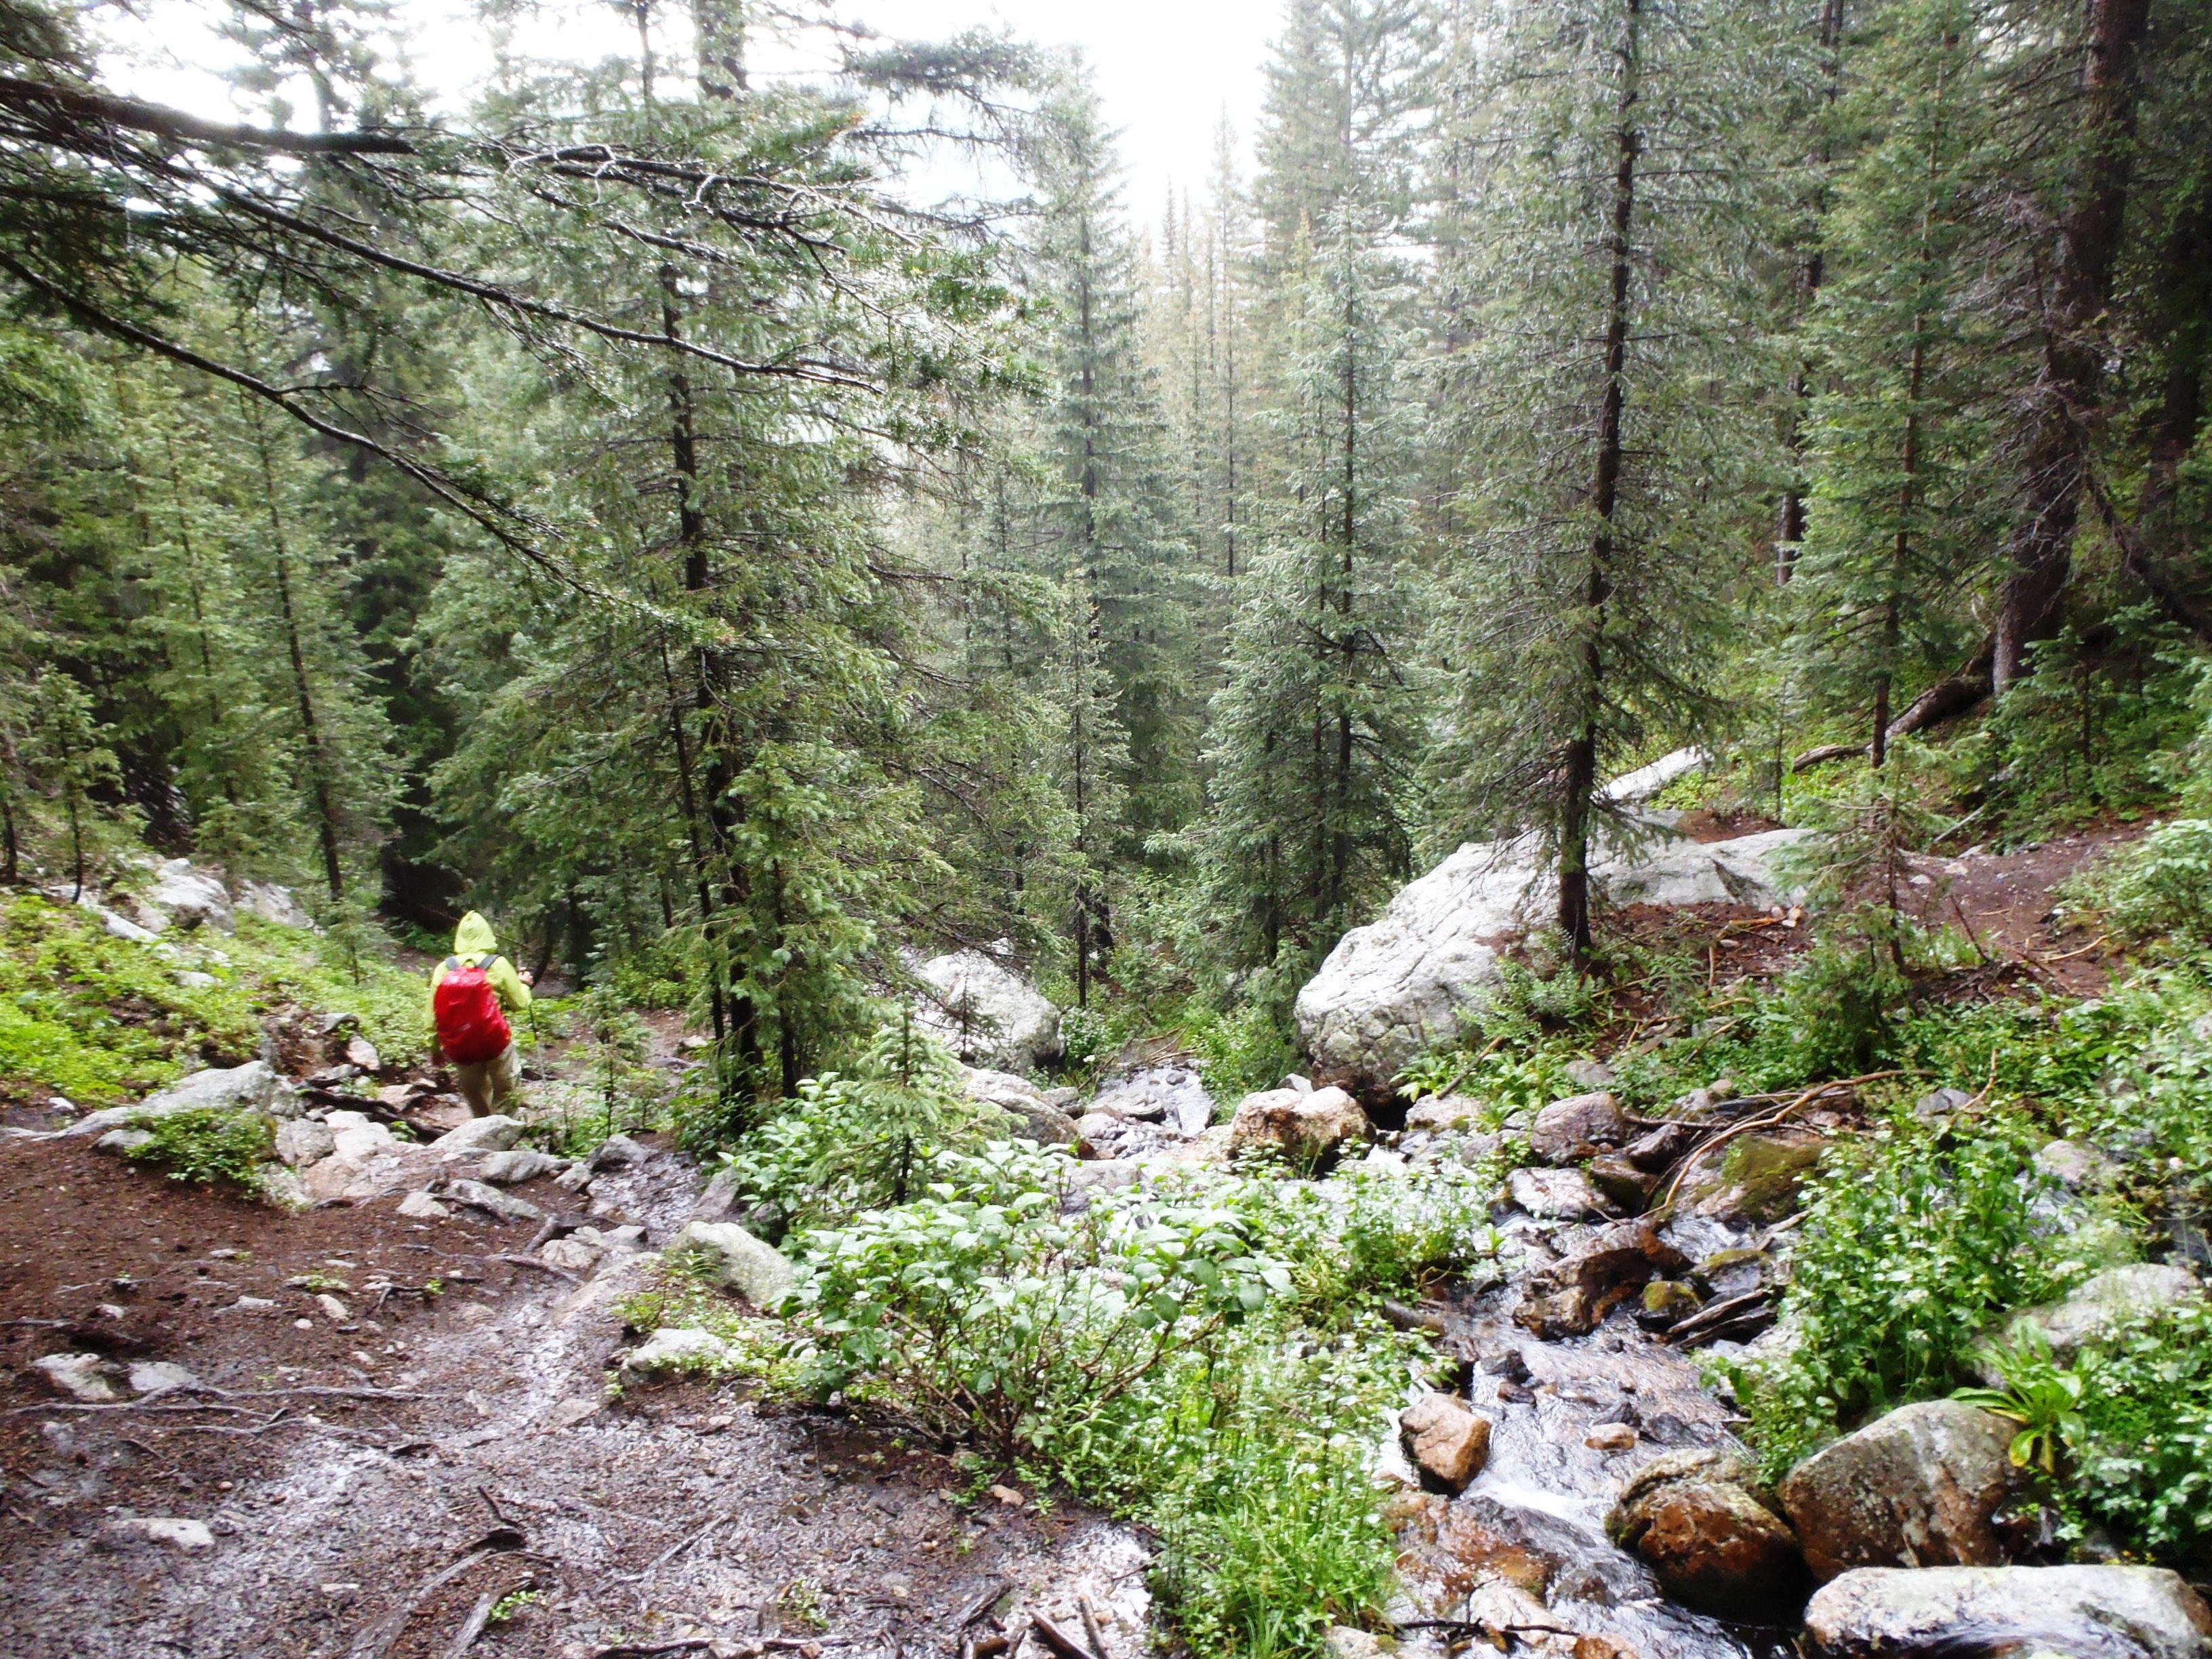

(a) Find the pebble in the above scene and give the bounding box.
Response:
[103,1516,214,1553]
[1585,1422,1638,1452]
[316,1294,352,1324]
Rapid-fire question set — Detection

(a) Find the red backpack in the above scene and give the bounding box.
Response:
[434,956,512,1065]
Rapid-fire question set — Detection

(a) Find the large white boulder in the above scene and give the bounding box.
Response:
[66,1061,300,1138]
[143,859,235,933]
[239,881,314,929]
[1296,820,1814,1082]
[913,951,1063,1073]
[1805,1566,2212,1659]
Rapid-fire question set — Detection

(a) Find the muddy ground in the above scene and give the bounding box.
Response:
[0,1134,1148,1659]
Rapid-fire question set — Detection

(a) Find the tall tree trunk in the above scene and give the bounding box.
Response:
[248,409,344,900]
[1559,0,1641,958]
[1776,0,1847,583]
[1990,0,2152,693]
[661,265,762,1082]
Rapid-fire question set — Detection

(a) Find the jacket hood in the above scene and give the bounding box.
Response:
[453,911,499,959]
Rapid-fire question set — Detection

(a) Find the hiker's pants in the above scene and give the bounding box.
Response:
[456,1042,520,1117]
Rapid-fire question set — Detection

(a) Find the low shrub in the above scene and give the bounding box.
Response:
[2059,1300,2212,1564]
[2068,819,2212,951]
[125,1107,273,1194]
[1725,1113,2088,1477]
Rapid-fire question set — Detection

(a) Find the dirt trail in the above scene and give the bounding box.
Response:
[0,1084,1147,1658]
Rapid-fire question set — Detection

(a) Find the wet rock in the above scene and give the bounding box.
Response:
[1671,1126,1828,1225]
[325,1111,396,1163]
[590,1133,648,1170]
[2034,1137,2118,1190]
[667,1219,794,1311]
[1528,1092,1631,1164]
[343,1035,381,1073]
[1779,1401,2032,1580]
[1399,1392,1492,1490]
[1637,1280,1703,1328]
[1228,1084,1368,1164]
[1506,1166,1615,1221]
[1607,1448,1808,1620]
[914,951,1063,1071]
[441,1179,546,1225]
[429,1114,525,1155]
[1988,1263,2201,1374]
[1324,1629,1391,1659]
[1089,1065,1214,1136]
[396,1189,450,1221]
[1692,1248,1776,1300]
[478,1148,568,1185]
[127,1361,199,1396]
[68,1061,301,1138]
[1515,1220,1688,1338]
[1405,1094,1483,1133]
[1584,1422,1637,1452]
[960,1065,1079,1147]
[1587,1153,1659,1212]
[239,880,314,928]
[102,1516,216,1553]
[144,859,234,933]
[1803,1565,2212,1659]
[541,1237,601,1273]
[1566,1057,1618,1091]
[621,1326,731,1380]
[33,1352,121,1403]
[1622,1119,1699,1172]
[274,1118,335,1169]
[1913,1086,1975,1122]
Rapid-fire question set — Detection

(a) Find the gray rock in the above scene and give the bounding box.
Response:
[478,1148,569,1185]
[274,1118,335,1169]
[1994,1263,2201,1370]
[1227,1085,1368,1162]
[430,1114,525,1155]
[590,1133,648,1170]
[666,1219,794,1310]
[1405,1093,1484,1133]
[1566,1057,1619,1091]
[343,1035,381,1072]
[2036,1138,2119,1190]
[126,1360,200,1396]
[174,970,218,989]
[1780,1401,2032,1580]
[621,1326,732,1380]
[33,1352,121,1403]
[1527,1091,1632,1164]
[68,1060,300,1137]
[1515,1219,1687,1338]
[1296,813,1811,1084]
[441,1179,546,1224]
[1804,1565,2212,1659]
[102,1516,216,1553]
[958,1065,1080,1148]
[95,1128,155,1157]
[239,880,314,929]
[143,859,234,932]
[396,1189,450,1220]
[260,1167,314,1212]
[914,951,1063,1071]
[1507,1166,1615,1221]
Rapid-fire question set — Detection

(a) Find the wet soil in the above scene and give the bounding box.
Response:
[0,1136,1147,1659]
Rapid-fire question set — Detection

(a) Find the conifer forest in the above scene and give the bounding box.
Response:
[4,1,2212,1657]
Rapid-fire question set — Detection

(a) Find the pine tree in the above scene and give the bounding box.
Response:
[1792,0,2008,762]
[1431,0,1788,954]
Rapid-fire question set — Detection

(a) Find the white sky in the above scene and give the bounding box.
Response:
[97,1,1284,234]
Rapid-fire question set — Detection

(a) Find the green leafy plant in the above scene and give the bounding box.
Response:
[124,1107,273,1195]
[1725,1115,2081,1476]
[1952,1329,2086,1473]
[2059,1300,2212,1563]
[2068,818,2212,950]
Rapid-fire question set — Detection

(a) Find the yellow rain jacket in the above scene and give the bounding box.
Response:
[428,912,533,1014]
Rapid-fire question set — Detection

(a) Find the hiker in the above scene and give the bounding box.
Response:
[430,911,535,1117]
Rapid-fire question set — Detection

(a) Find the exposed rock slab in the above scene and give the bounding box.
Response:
[1227,1085,1368,1163]
[1608,1448,1808,1620]
[913,951,1063,1072]
[667,1219,794,1311]
[1804,1565,2212,1659]
[958,1065,1079,1148]
[67,1061,301,1138]
[1296,817,1812,1084]
[1779,1401,2032,1580]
